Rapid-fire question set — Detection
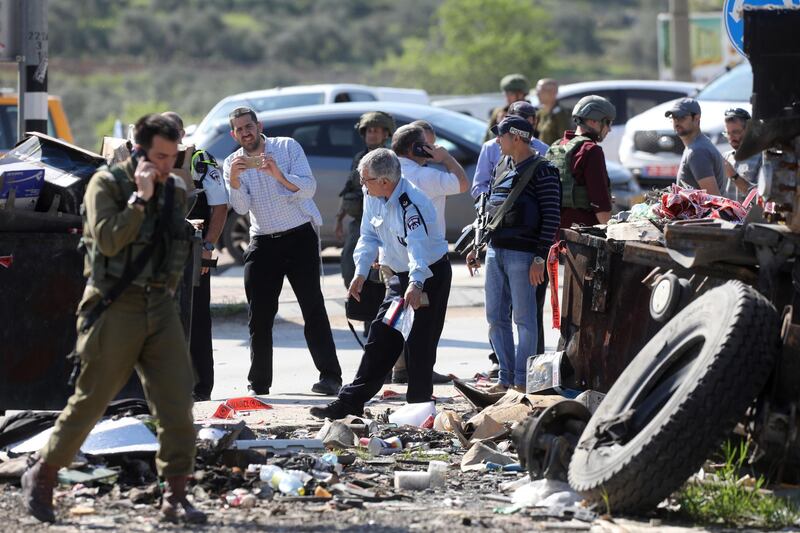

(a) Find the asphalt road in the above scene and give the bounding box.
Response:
[207,250,562,401]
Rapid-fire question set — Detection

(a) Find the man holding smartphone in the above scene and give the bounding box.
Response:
[223,107,343,397]
[310,148,452,420]
[387,124,467,384]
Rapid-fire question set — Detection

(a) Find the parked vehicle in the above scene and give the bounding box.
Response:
[433,80,699,162]
[185,84,429,143]
[195,102,641,263]
[619,63,752,189]
[0,92,74,153]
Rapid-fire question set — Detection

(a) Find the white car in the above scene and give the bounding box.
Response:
[185,83,429,142]
[433,80,699,163]
[619,63,752,189]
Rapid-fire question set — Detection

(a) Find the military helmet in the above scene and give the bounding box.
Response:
[355,111,396,136]
[572,95,616,124]
[500,73,530,93]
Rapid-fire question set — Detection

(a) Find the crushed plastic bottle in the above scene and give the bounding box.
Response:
[278,474,305,496]
[259,464,283,487]
[319,452,338,466]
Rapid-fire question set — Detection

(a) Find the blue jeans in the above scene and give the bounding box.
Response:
[485,244,539,387]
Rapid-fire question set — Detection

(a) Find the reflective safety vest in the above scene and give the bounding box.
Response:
[546,135,592,210]
[81,160,192,292]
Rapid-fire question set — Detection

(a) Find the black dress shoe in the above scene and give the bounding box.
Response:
[310,399,363,420]
[311,377,343,396]
[432,370,452,384]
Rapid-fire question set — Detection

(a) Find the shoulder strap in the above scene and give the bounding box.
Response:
[80,178,176,333]
[486,158,545,233]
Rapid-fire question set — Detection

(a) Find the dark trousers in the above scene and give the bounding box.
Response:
[190,271,214,398]
[244,223,341,391]
[339,257,452,407]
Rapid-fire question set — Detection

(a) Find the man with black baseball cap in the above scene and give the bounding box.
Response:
[466,115,561,393]
[665,97,725,195]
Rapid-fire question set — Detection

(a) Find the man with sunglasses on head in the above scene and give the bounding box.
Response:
[721,107,760,201]
[665,98,725,196]
[547,95,615,229]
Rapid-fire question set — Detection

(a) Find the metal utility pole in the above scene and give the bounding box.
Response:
[17,0,48,142]
[669,0,692,81]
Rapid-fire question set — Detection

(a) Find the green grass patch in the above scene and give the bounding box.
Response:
[675,441,799,529]
[210,302,249,318]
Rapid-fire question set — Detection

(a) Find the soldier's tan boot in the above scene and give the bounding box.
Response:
[21,454,59,523]
[161,475,207,524]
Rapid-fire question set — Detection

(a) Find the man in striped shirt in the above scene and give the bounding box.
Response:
[466,116,561,392]
[224,107,342,397]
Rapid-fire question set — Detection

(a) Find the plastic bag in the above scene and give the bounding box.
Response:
[382,297,415,340]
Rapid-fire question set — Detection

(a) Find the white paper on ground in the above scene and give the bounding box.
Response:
[10,417,158,455]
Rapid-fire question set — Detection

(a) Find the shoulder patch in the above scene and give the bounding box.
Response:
[406,214,422,231]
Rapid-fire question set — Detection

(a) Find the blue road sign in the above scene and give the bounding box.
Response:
[725,0,800,56]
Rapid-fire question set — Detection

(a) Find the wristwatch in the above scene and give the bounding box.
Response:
[533,256,545,265]
[410,281,424,290]
[127,192,147,208]
[202,241,215,252]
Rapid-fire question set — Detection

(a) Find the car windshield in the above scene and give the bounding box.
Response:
[6,136,100,179]
[696,64,752,102]
[199,92,326,134]
[426,111,486,147]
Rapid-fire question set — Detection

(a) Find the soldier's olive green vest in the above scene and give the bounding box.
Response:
[546,135,592,210]
[81,160,192,292]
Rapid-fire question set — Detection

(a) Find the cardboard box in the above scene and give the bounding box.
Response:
[0,168,45,210]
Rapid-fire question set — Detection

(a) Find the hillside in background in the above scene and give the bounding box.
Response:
[0,0,716,150]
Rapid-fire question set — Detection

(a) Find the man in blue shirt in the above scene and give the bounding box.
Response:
[224,107,342,397]
[472,101,550,198]
[311,148,452,419]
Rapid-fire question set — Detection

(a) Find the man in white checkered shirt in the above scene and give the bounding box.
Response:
[223,107,342,396]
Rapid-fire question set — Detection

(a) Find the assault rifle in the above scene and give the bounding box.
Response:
[454,192,488,256]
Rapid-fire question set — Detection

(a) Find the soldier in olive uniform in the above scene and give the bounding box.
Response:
[535,78,573,146]
[483,73,531,143]
[335,111,396,288]
[21,114,205,525]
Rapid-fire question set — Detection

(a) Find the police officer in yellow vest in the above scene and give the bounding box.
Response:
[21,114,205,525]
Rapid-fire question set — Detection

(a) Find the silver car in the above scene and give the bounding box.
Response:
[194,102,639,263]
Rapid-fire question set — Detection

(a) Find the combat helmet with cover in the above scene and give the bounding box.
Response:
[500,73,530,93]
[571,95,616,125]
[354,111,396,137]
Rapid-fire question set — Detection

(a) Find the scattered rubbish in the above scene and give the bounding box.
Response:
[526,351,573,395]
[511,479,574,508]
[232,439,325,451]
[485,462,523,472]
[212,396,273,419]
[316,419,358,449]
[365,436,403,456]
[394,471,431,490]
[389,401,437,427]
[69,505,96,516]
[197,427,228,443]
[452,378,505,410]
[11,417,158,456]
[460,442,516,472]
[381,389,404,400]
[427,460,448,488]
[0,455,28,479]
[58,467,118,486]
[314,486,332,498]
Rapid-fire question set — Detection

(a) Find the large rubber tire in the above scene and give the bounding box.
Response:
[569,280,780,513]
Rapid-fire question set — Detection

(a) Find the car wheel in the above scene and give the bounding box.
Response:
[221,212,250,265]
[649,273,692,323]
[568,280,779,513]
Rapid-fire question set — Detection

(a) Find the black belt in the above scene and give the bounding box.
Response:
[256,222,311,240]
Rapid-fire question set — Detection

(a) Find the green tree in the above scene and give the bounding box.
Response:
[375,0,556,94]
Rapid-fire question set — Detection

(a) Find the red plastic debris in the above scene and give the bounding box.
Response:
[0,255,12,269]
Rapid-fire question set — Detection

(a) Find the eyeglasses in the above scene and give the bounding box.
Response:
[359,175,379,185]
[724,108,751,120]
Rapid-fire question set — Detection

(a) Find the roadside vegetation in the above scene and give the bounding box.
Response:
[0,0,724,150]
[674,441,799,529]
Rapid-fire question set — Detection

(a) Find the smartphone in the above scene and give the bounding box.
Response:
[244,155,263,168]
[130,147,149,169]
[412,142,433,159]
